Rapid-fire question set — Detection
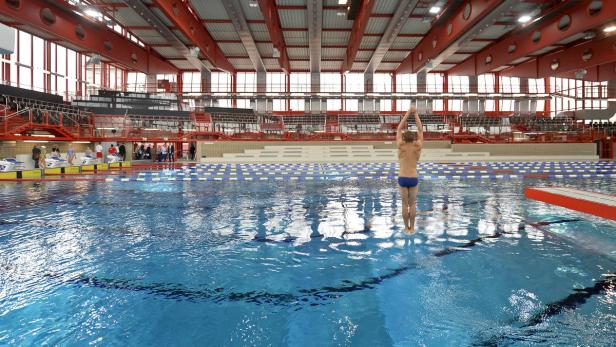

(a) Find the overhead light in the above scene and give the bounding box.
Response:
[72,141,91,144]
[24,140,49,143]
[338,0,347,4]
[249,0,258,8]
[518,15,532,23]
[429,6,441,14]
[31,134,55,138]
[604,25,616,33]
[337,10,346,17]
[96,127,116,130]
[84,8,102,18]
[144,128,160,131]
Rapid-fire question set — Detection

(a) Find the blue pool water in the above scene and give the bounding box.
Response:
[0,175,615,346]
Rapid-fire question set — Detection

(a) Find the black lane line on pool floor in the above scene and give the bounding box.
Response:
[472,273,616,347]
[40,218,589,311]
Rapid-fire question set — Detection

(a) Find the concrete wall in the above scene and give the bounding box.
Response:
[199,140,452,158]
[452,143,597,156]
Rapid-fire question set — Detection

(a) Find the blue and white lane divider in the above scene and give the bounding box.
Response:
[104,161,616,182]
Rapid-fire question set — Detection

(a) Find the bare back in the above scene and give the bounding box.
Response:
[398,141,421,177]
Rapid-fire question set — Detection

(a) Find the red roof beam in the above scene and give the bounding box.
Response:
[151,0,235,72]
[0,0,177,74]
[258,0,291,72]
[397,0,515,74]
[449,0,616,76]
[499,34,616,80]
[342,0,376,72]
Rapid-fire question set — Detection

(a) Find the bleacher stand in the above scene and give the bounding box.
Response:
[282,114,326,133]
[205,107,259,133]
[339,114,381,133]
[1,84,90,129]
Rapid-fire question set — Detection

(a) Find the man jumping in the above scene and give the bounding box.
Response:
[397,106,423,234]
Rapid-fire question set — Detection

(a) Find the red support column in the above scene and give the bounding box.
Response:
[231,72,237,108]
[443,72,449,113]
[544,77,550,116]
[495,73,500,114]
[392,72,397,112]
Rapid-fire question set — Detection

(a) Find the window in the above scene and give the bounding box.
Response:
[182,72,201,94]
[374,73,392,93]
[267,72,286,94]
[427,73,443,93]
[321,73,341,93]
[448,99,464,111]
[432,99,444,111]
[290,99,305,111]
[501,99,515,112]
[272,99,287,111]
[396,74,417,93]
[345,99,358,111]
[344,73,364,93]
[397,99,412,110]
[237,99,251,109]
[380,99,392,111]
[212,72,231,93]
[484,100,495,112]
[499,76,520,93]
[217,99,232,107]
[448,76,469,93]
[478,74,495,93]
[528,78,545,94]
[326,99,342,111]
[290,73,309,93]
[237,72,256,93]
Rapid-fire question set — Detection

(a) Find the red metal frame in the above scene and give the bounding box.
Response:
[499,34,616,79]
[151,0,235,73]
[0,0,176,74]
[449,0,616,76]
[257,0,291,73]
[342,0,375,72]
[397,0,507,74]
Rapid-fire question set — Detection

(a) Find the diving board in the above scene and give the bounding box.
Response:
[525,187,616,221]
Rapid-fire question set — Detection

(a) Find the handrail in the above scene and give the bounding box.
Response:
[2,107,30,121]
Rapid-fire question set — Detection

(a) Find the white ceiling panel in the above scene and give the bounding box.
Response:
[365,18,389,34]
[322,47,346,59]
[283,31,308,45]
[249,23,271,41]
[322,31,351,45]
[190,0,229,19]
[360,36,381,50]
[279,9,308,28]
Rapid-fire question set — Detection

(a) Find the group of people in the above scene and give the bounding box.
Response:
[133,142,197,161]
[31,144,77,168]
[31,142,127,168]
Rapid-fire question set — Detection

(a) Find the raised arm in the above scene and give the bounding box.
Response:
[396,106,414,145]
[414,110,423,146]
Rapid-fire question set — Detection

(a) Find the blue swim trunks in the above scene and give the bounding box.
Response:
[398,176,419,188]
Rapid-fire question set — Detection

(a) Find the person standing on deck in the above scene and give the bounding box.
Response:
[118,143,126,161]
[32,145,41,169]
[95,142,103,163]
[397,105,423,234]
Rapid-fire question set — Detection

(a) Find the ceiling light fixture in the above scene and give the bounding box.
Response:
[518,15,532,23]
[249,0,259,8]
[429,6,441,14]
[603,25,616,33]
[338,0,347,4]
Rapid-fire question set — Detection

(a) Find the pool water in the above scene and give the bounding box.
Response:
[0,176,615,346]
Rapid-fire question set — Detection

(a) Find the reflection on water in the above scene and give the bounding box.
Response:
[0,177,615,346]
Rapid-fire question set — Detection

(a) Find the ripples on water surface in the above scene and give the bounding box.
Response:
[0,177,615,346]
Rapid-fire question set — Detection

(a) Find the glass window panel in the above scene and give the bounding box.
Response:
[18,31,31,66]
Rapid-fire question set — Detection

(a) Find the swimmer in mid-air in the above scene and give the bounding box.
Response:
[397,105,423,234]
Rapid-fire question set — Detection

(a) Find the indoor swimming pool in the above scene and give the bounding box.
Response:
[0,174,615,346]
